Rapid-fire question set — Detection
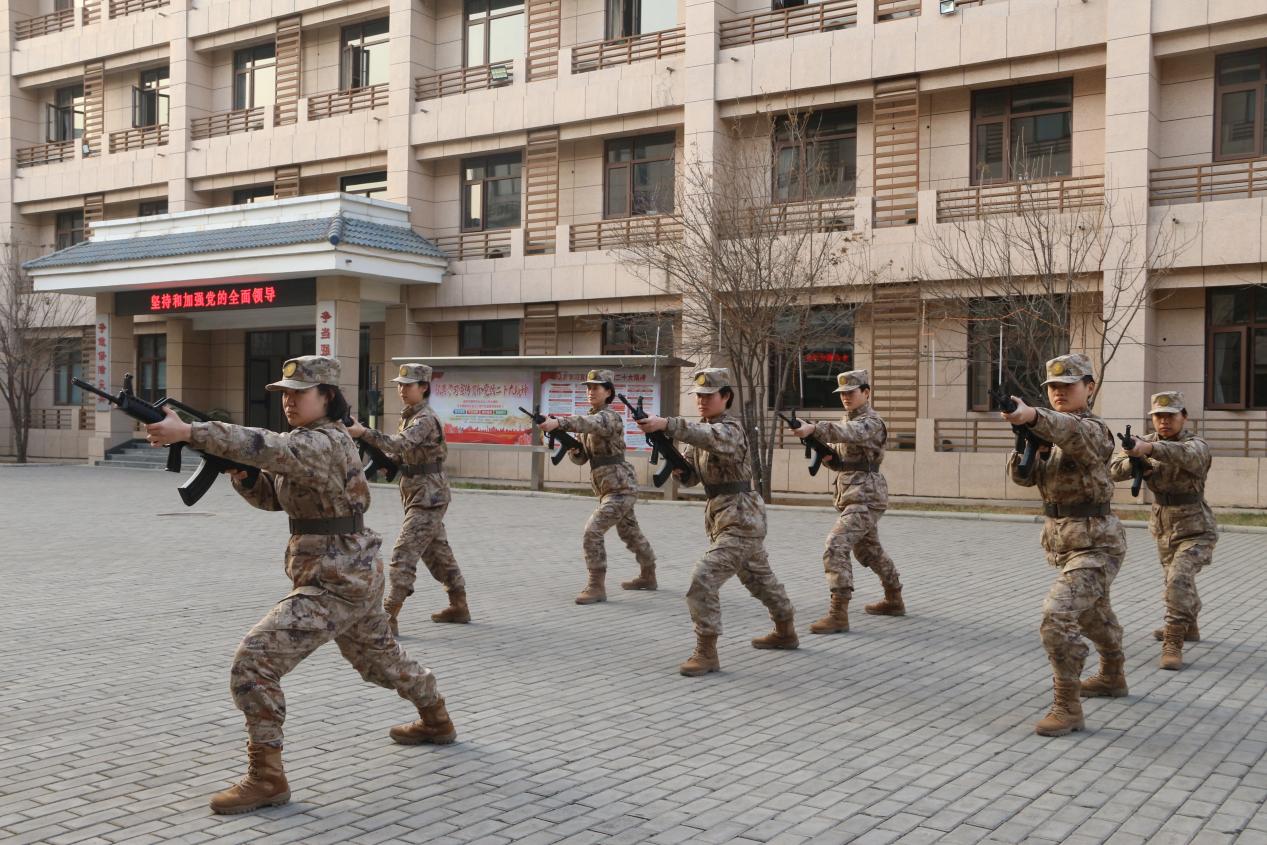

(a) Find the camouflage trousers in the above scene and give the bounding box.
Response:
[1040,562,1124,682]
[687,533,795,637]
[389,503,464,604]
[231,571,439,748]
[1157,536,1213,629]
[822,508,902,595]
[582,492,656,572]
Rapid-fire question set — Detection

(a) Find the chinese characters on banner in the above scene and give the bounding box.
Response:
[429,369,534,445]
[539,369,660,451]
[316,301,336,358]
[93,315,110,408]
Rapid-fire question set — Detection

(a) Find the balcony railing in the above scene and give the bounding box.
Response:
[434,229,514,260]
[572,26,686,74]
[1168,418,1267,459]
[16,140,75,169]
[15,7,75,40]
[31,408,77,431]
[937,416,1267,460]
[570,215,682,252]
[416,61,514,101]
[307,84,388,120]
[719,0,857,49]
[1149,157,1267,206]
[936,175,1105,222]
[108,0,168,17]
[934,418,1014,453]
[876,0,920,20]
[108,124,168,153]
[190,107,264,141]
[722,196,856,238]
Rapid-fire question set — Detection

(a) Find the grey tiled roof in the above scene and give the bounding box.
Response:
[23,213,446,270]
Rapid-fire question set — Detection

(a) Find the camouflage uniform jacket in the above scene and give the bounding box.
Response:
[188,418,382,602]
[359,401,450,509]
[1009,407,1126,571]
[556,406,636,497]
[1110,430,1217,543]
[814,402,889,513]
[665,413,765,540]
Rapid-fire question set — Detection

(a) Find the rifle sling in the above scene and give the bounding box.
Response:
[289,514,365,535]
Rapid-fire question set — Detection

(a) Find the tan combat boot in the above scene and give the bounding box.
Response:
[679,634,720,676]
[751,616,799,650]
[620,565,658,591]
[208,744,290,815]
[1080,651,1128,698]
[1160,623,1185,671]
[1034,678,1086,737]
[1153,620,1200,642]
[575,569,607,604]
[865,585,905,616]
[809,593,850,634]
[384,599,404,637]
[390,697,458,745]
[431,589,471,624]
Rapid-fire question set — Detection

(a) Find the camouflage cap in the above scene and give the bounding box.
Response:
[687,367,732,395]
[583,368,616,386]
[832,369,870,394]
[392,363,433,385]
[1041,353,1095,386]
[1150,390,1186,415]
[266,355,341,391]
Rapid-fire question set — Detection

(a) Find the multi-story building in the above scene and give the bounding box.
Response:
[5,0,1267,507]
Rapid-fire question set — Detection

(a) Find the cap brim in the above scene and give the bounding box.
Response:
[1150,407,1182,414]
[265,379,318,392]
[687,386,720,395]
[1041,376,1083,386]
[582,380,610,386]
[832,385,861,393]
[390,376,422,384]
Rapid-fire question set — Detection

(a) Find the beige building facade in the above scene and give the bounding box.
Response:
[5,0,1267,508]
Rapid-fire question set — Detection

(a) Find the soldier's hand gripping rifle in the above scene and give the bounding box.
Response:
[617,393,693,488]
[989,385,1052,478]
[339,415,399,482]
[73,374,259,506]
[775,409,836,476]
[1117,425,1146,497]
[519,406,585,465]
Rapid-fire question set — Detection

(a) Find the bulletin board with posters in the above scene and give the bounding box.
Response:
[539,368,660,451]
[429,368,534,445]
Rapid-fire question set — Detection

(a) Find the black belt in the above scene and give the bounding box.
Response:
[399,461,443,477]
[589,455,628,469]
[835,460,879,472]
[1154,492,1201,507]
[1043,502,1111,519]
[289,514,365,535]
[704,480,752,498]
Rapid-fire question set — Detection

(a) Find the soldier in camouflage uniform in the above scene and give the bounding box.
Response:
[636,368,798,676]
[539,369,657,603]
[791,369,904,634]
[1111,391,1216,671]
[145,356,456,815]
[348,363,469,633]
[1002,354,1127,737]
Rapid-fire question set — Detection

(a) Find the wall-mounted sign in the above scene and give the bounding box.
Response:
[317,300,336,358]
[92,315,110,408]
[540,369,660,451]
[429,368,534,446]
[114,278,316,316]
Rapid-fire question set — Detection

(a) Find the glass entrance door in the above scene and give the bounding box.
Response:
[246,329,314,430]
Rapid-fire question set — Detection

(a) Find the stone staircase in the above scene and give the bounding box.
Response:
[95,439,188,470]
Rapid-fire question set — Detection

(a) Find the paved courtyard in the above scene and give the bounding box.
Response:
[2,464,1266,845]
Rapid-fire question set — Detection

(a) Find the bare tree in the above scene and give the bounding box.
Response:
[0,247,84,462]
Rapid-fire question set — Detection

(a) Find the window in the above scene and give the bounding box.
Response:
[136,334,167,404]
[461,153,522,231]
[1215,49,1267,161]
[768,307,855,409]
[341,19,389,89]
[971,79,1073,183]
[55,210,85,250]
[602,313,674,355]
[233,44,276,110]
[1206,286,1267,409]
[54,0,73,9]
[773,107,858,203]
[133,67,169,128]
[232,185,275,205]
[138,200,168,217]
[967,296,1068,410]
[341,171,388,198]
[604,132,675,219]
[464,0,523,68]
[53,340,83,406]
[459,319,520,355]
[606,0,676,38]
[46,84,84,143]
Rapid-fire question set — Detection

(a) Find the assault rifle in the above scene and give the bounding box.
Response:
[776,409,836,476]
[989,385,1051,478]
[340,415,399,482]
[617,393,694,488]
[520,406,586,465]
[1117,425,1146,497]
[73,374,260,506]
